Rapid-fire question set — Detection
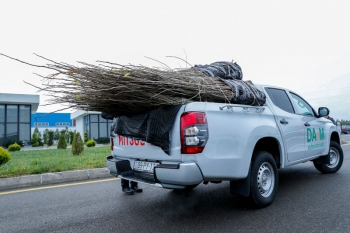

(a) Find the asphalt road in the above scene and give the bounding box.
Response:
[1,143,349,233]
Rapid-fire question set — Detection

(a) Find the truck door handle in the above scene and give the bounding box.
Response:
[280,119,288,125]
[304,122,310,126]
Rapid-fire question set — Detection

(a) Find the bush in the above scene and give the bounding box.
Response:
[47,130,54,146]
[54,129,60,141]
[31,132,39,147]
[4,140,24,148]
[69,131,75,145]
[38,137,43,146]
[34,127,42,138]
[34,127,43,146]
[8,142,21,152]
[72,132,84,155]
[57,133,67,149]
[43,130,48,145]
[95,137,110,144]
[0,147,11,166]
[84,131,89,143]
[86,140,96,147]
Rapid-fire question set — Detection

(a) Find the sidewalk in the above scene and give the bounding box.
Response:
[0,144,113,192]
[0,168,113,191]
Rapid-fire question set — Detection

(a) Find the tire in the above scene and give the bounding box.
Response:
[250,151,278,208]
[313,141,343,173]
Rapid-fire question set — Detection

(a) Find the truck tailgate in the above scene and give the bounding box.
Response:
[111,105,185,161]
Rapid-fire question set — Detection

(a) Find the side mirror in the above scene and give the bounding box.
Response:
[318,107,329,117]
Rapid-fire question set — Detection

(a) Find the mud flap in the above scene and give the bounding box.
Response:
[230,165,251,197]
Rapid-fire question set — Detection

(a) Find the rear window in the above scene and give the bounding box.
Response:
[265,88,295,114]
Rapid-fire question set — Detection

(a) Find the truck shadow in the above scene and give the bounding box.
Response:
[109,156,350,232]
[138,163,344,210]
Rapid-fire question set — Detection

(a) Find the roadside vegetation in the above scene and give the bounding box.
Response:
[0,146,110,178]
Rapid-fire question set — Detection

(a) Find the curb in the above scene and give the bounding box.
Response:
[0,168,113,191]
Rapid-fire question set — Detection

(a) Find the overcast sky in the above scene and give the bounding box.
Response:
[1,0,350,120]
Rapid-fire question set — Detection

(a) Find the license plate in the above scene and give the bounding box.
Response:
[133,161,159,173]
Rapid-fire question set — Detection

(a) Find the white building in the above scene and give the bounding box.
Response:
[70,110,112,141]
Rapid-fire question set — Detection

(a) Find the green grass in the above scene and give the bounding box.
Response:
[0,146,110,178]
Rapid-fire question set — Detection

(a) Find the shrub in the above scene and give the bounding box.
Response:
[38,137,43,146]
[72,132,84,155]
[4,140,24,148]
[57,133,67,149]
[62,128,70,143]
[95,137,110,144]
[84,131,89,143]
[8,142,21,152]
[47,130,54,146]
[32,142,39,147]
[86,140,96,147]
[0,147,11,166]
[31,132,39,147]
[34,127,44,146]
[43,129,49,145]
[54,129,60,141]
[34,127,42,138]
[69,131,75,145]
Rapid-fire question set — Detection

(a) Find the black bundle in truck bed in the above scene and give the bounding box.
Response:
[110,105,183,155]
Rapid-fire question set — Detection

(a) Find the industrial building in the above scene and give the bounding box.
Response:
[0,93,39,147]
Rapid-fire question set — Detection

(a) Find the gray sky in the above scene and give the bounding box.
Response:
[1,0,350,120]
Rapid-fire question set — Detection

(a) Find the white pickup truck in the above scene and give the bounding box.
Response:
[106,84,343,208]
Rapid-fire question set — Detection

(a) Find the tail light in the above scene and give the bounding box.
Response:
[181,112,209,154]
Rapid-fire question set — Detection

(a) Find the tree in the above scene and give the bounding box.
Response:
[31,132,39,147]
[57,131,67,149]
[69,131,75,145]
[34,127,42,138]
[34,127,43,146]
[84,131,89,143]
[54,129,60,142]
[47,130,54,146]
[72,132,84,155]
[43,129,49,145]
[64,127,70,143]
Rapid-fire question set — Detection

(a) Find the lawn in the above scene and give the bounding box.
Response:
[0,146,110,178]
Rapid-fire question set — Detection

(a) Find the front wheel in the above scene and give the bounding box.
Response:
[250,151,278,208]
[313,141,343,173]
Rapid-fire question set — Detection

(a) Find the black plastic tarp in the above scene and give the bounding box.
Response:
[110,105,183,155]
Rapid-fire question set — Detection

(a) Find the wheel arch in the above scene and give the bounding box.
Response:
[330,131,340,144]
[253,137,281,168]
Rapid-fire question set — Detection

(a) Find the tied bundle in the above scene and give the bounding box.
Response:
[1,54,266,116]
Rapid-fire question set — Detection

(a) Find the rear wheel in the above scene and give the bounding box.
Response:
[250,151,278,208]
[313,141,343,173]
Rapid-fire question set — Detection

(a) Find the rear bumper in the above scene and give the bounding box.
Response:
[106,155,203,189]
